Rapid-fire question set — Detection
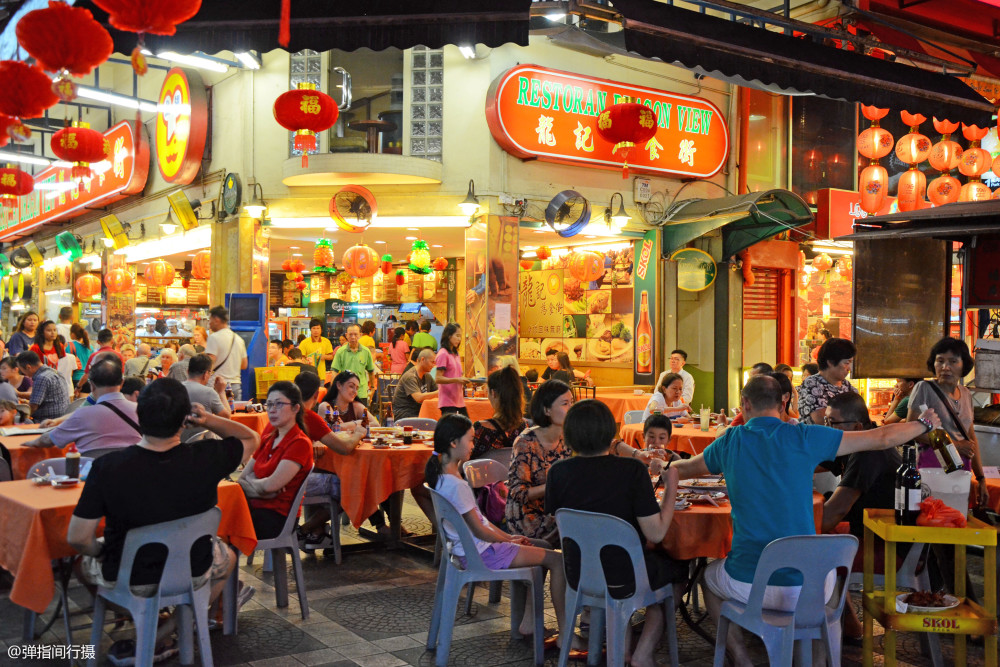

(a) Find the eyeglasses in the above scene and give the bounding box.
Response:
[824,418,858,427]
[264,400,292,411]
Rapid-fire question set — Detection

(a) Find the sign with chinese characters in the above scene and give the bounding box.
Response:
[0,121,149,241]
[486,65,729,178]
[813,188,903,241]
[156,67,209,184]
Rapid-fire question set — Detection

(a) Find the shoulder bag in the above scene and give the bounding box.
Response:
[212,330,237,373]
[99,401,141,434]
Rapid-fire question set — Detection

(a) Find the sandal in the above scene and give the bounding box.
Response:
[106,637,179,667]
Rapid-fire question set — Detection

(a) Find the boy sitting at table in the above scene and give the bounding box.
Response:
[67,378,260,665]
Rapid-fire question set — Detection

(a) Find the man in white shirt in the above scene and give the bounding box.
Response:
[655,349,694,405]
[204,305,248,400]
[56,306,73,343]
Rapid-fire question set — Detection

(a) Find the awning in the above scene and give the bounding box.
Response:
[661,189,813,260]
[836,200,1000,242]
[70,0,532,55]
[611,0,994,127]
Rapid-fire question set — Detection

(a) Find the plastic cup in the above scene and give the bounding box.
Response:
[700,408,711,432]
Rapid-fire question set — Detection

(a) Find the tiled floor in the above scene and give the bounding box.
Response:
[0,503,991,666]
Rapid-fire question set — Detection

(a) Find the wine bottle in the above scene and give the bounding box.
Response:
[900,445,923,526]
[894,447,908,524]
[920,403,963,473]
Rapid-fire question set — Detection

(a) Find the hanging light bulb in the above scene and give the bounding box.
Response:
[458,179,480,216]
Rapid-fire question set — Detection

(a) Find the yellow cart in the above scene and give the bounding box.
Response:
[862,508,997,666]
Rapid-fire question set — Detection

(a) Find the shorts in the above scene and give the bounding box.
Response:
[80,536,233,597]
[440,406,469,417]
[457,542,520,570]
[305,471,341,500]
[703,558,835,613]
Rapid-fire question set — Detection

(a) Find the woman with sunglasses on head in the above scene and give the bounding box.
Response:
[318,370,379,432]
[239,381,314,539]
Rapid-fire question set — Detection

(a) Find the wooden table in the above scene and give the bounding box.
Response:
[595,390,653,423]
[2,426,64,479]
[348,119,397,153]
[418,397,493,423]
[619,422,718,456]
[230,412,269,436]
[315,440,434,532]
[0,479,256,618]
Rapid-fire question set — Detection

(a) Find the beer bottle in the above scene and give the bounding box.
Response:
[636,291,652,374]
[330,407,341,433]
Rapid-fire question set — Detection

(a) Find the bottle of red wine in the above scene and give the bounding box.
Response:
[894,447,909,524]
[899,445,922,526]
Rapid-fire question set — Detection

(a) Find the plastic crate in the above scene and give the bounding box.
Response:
[254,366,300,398]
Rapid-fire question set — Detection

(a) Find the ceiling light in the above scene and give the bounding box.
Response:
[235,51,262,70]
[101,237,115,248]
[75,86,161,113]
[122,226,211,263]
[606,192,631,230]
[292,253,302,256]
[243,182,267,219]
[0,151,51,167]
[546,12,567,21]
[34,182,77,192]
[374,240,386,244]
[156,51,229,73]
[289,246,300,249]
[160,212,178,236]
[270,216,473,229]
[432,244,443,248]
[458,179,480,216]
[405,236,417,240]
[458,45,476,59]
[584,235,595,239]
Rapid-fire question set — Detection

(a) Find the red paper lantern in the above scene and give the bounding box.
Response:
[928,174,960,206]
[105,268,133,293]
[342,244,379,279]
[191,250,210,280]
[273,83,338,167]
[144,259,175,287]
[295,280,307,291]
[51,122,108,179]
[16,1,113,101]
[897,168,926,212]
[520,259,535,270]
[596,99,658,178]
[395,269,405,286]
[92,0,200,34]
[812,253,833,272]
[0,115,18,148]
[859,163,888,215]
[0,61,59,126]
[0,166,34,207]
[431,257,449,271]
[380,254,393,275]
[536,246,552,261]
[75,273,101,300]
[568,250,605,283]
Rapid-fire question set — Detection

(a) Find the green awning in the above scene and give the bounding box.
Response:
[660,189,813,259]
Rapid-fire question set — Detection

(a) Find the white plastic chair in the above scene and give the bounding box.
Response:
[395,417,437,431]
[713,534,858,667]
[301,482,344,564]
[87,507,221,667]
[622,410,645,425]
[461,459,510,609]
[555,508,679,667]
[426,485,545,667]
[245,468,313,620]
[27,456,95,479]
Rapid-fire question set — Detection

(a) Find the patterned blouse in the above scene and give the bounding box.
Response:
[505,427,570,539]
[471,418,527,460]
[797,373,856,424]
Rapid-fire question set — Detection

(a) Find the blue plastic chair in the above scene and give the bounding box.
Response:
[426,485,545,667]
[87,507,221,667]
[26,456,95,479]
[554,508,679,667]
[395,417,437,431]
[622,410,645,425]
[713,534,858,667]
[460,459,510,609]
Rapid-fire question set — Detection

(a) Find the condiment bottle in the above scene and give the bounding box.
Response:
[65,442,80,479]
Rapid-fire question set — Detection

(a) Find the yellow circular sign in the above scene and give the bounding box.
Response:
[155,68,208,184]
[670,247,717,292]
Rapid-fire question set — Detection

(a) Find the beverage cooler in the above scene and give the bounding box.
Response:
[289,317,312,341]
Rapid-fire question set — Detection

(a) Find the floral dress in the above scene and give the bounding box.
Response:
[504,427,570,539]
[797,373,856,424]
[471,418,527,460]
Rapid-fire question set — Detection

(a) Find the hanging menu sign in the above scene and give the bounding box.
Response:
[486,65,729,179]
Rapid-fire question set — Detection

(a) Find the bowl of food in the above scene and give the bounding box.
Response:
[896,591,961,613]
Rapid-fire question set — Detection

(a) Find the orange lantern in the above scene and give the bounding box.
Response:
[342,244,379,279]
[928,118,962,173]
[191,250,211,280]
[894,112,931,164]
[273,83,339,167]
[928,174,961,206]
[568,250,605,283]
[313,239,335,273]
[856,105,893,160]
[144,258,175,287]
[812,253,833,272]
[380,254,393,275]
[431,256,449,272]
[520,259,535,270]
[859,163,888,215]
[75,273,101,300]
[536,245,552,261]
[836,256,853,281]
[395,269,406,286]
[105,267,133,293]
[959,181,992,202]
[595,98,658,178]
[896,169,926,213]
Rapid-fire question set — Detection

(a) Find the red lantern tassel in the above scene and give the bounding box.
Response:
[71,165,91,180]
[279,0,291,47]
[294,132,315,168]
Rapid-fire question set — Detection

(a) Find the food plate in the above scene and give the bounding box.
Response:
[677,491,728,503]
[895,593,961,613]
[51,476,79,488]
[679,478,727,491]
[369,427,399,435]
[674,501,691,511]
[390,445,411,450]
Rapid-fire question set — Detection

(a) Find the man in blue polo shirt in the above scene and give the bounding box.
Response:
[672,375,940,667]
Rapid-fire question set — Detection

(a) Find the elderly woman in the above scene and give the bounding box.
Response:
[641,372,690,421]
[798,337,857,425]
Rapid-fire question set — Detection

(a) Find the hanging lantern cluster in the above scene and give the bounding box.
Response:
[342,244,379,279]
[91,0,202,75]
[0,61,59,142]
[408,240,432,275]
[273,83,339,167]
[958,124,992,202]
[856,105,893,215]
[568,250,605,283]
[313,239,336,273]
[0,165,34,207]
[431,256,448,272]
[75,273,101,300]
[894,112,931,212]
[51,121,108,180]
[595,98,658,178]
[191,250,211,280]
[380,254,393,275]
[15,1,114,101]
[927,118,962,206]
[144,258,175,287]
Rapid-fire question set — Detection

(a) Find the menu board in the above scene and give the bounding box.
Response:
[519,246,635,365]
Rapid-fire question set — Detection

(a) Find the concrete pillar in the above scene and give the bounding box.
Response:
[210,215,269,309]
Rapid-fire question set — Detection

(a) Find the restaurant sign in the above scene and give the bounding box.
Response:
[0,121,150,241]
[486,65,729,179]
[156,67,209,185]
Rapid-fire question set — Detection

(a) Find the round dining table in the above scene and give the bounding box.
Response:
[619,422,718,456]
[417,397,494,423]
[595,389,654,423]
[2,425,65,479]
[230,412,270,436]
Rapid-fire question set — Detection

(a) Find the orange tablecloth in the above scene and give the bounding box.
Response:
[0,479,255,614]
[595,390,653,423]
[973,477,1000,513]
[315,442,434,528]
[619,423,718,456]
[230,412,269,436]
[662,492,824,561]
[2,427,65,479]
[418,397,494,423]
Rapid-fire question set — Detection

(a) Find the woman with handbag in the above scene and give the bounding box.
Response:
[471,366,527,460]
[905,337,990,510]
